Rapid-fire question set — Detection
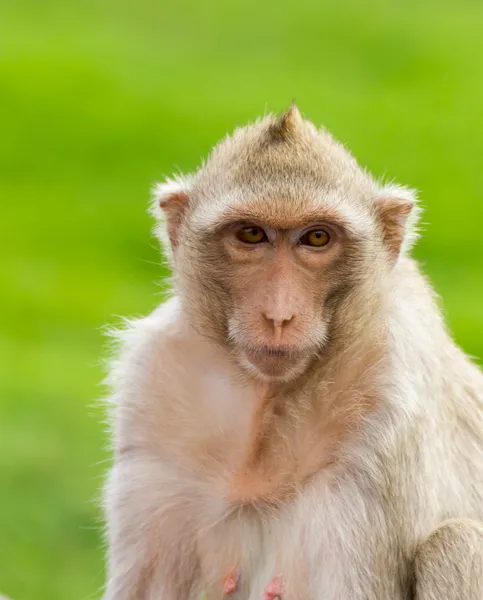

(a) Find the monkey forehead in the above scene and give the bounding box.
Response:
[190,186,375,237]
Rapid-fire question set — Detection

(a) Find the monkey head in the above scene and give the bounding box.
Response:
[153,106,418,382]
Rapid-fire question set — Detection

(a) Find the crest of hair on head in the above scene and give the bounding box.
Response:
[151,174,193,259]
[268,103,304,142]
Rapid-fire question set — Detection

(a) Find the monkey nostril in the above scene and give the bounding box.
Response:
[263,314,295,330]
[262,315,293,344]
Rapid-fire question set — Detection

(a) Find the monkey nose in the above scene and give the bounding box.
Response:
[262,314,295,342]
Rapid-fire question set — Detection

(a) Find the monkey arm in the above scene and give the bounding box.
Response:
[412,518,483,600]
[103,457,200,600]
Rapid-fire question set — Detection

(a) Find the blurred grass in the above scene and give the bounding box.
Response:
[1,0,483,598]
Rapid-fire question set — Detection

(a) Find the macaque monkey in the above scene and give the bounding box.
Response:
[103,106,483,599]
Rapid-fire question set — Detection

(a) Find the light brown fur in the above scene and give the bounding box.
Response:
[103,107,483,599]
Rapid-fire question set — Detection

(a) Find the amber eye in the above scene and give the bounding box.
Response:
[300,229,330,247]
[236,226,267,244]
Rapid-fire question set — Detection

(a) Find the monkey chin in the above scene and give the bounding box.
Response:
[240,349,311,383]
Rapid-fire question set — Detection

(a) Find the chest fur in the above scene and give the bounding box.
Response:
[156,361,378,509]
[195,474,408,600]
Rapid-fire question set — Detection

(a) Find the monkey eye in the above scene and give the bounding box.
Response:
[236,226,268,244]
[299,229,331,248]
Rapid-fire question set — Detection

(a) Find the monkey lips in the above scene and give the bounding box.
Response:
[241,345,310,379]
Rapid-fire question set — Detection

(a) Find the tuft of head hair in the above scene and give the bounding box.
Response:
[268,104,304,142]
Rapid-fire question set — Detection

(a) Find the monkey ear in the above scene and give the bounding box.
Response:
[151,176,191,249]
[373,184,420,259]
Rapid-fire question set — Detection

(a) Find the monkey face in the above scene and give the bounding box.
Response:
[178,200,378,382]
[220,221,341,380]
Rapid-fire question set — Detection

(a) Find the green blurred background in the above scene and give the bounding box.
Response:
[1,0,483,597]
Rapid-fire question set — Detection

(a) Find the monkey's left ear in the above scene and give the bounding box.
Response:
[373,184,420,260]
[151,176,191,249]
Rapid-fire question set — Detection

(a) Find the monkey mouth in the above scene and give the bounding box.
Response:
[240,345,308,378]
[255,346,296,358]
[244,345,302,360]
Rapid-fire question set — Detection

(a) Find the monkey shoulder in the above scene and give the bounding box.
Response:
[106,296,184,392]
[108,295,234,393]
[106,296,246,460]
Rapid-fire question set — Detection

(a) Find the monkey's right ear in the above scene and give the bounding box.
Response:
[151,177,191,249]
